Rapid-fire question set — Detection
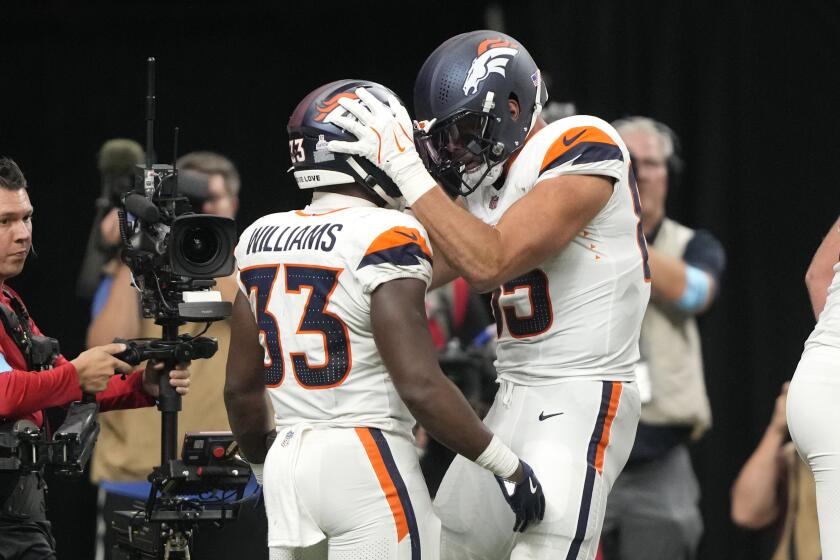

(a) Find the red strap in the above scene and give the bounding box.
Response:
[451,278,470,331]
[427,317,446,350]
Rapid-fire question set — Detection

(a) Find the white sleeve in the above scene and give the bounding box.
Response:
[354,222,434,295]
[537,121,625,183]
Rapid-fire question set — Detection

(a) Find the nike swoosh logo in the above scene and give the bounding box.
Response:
[394,132,406,153]
[395,230,418,241]
[562,129,587,146]
[529,479,538,493]
[538,411,564,421]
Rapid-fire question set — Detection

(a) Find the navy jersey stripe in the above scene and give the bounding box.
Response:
[566,381,615,559]
[370,428,421,559]
[541,142,624,175]
[358,243,432,269]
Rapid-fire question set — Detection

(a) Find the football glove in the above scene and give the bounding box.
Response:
[327,87,437,205]
[495,460,546,532]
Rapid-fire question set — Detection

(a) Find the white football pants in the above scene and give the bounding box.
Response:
[788,347,840,559]
[435,378,640,560]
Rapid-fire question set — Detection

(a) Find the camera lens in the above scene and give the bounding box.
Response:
[170,214,236,279]
[181,226,219,265]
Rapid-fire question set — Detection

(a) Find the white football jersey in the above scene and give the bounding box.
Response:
[804,261,840,354]
[234,192,433,437]
[464,115,651,384]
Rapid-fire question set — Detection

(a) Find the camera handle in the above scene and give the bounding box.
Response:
[158,321,182,465]
[113,327,219,465]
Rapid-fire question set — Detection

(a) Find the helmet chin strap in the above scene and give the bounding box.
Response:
[529,69,545,131]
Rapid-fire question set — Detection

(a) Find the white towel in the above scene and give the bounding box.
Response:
[264,423,324,548]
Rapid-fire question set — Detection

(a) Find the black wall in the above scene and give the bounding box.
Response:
[2,2,838,558]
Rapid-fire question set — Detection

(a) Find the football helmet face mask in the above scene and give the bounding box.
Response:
[414,31,549,197]
[287,79,405,209]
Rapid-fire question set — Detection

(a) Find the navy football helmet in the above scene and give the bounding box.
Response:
[288,79,405,208]
[414,31,549,197]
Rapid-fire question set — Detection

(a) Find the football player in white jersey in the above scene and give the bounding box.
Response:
[787,214,840,558]
[327,32,650,559]
[224,79,544,560]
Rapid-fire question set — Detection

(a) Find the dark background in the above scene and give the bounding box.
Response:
[1,1,837,558]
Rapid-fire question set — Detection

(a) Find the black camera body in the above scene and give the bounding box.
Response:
[120,162,236,323]
[106,58,247,559]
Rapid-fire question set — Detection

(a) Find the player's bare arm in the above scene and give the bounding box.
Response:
[411,174,613,292]
[429,249,459,290]
[224,290,275,463]
[372,277,502,462]
[426,197,468,289]
[326,88,612,292]
[805,214,840,318]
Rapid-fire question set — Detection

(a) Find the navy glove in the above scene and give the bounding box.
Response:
[495,460,546,532]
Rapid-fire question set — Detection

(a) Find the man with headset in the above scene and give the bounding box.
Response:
[600,118,726,560]
[0,157,190,559]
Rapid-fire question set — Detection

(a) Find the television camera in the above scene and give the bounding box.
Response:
[107,57,246,559]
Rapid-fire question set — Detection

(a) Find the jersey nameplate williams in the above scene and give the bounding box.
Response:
[243,223,343,255]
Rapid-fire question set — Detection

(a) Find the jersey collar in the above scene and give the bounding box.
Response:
[304,191,378,213]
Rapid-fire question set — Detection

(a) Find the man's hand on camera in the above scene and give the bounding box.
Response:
[141,360,191,398]
[71,342,133,393]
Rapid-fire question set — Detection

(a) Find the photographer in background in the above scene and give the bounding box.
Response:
[0,157,191,559]
[76,139,146,306]
[85,151,258,559]
[601,118,726,560]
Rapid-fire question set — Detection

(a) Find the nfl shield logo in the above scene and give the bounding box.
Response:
[489,195,499,209]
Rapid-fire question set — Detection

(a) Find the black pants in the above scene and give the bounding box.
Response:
[0,473,56,560]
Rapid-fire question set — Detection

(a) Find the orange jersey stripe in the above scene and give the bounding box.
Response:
[355,427,409,542]
[594,382,622,474]
[540,127,618,173]
[364,226,432,259]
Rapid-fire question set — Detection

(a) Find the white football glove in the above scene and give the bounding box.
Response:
[327,88,437,205]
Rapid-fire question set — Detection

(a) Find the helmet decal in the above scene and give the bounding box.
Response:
[287,80,406,208]
[314,92,359,123]
[462,38,519,96]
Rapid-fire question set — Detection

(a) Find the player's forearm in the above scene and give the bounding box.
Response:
[86,264,142,348]
[805,215,840,318]
[224,388,274,463]
[430,252,460,290]
[730,427,785,529]
[412,189,503,292]
[401,373,493,461]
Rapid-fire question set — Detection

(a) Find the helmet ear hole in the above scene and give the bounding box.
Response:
[508,96,521,121]
[414,30,546,193]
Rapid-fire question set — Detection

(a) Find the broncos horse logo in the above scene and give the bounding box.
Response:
[314,92,358,122]
[462,38,519,96]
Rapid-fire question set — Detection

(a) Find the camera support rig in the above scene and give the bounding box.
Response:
[111,57,244,560]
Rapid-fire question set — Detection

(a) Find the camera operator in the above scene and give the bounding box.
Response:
[85,151,254,559]
[0,157,191,559]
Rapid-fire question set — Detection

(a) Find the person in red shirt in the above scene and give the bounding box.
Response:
[0,157,190,559]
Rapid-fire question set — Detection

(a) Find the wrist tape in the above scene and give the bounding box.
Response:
[475,435,519,479]
[250,462,264,486]
[392,157,437,206]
